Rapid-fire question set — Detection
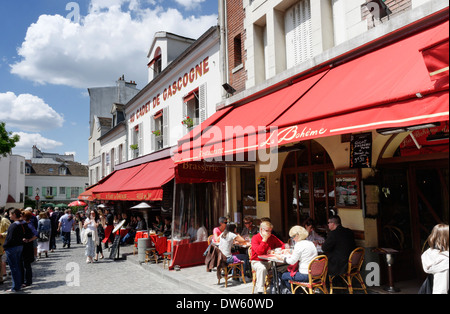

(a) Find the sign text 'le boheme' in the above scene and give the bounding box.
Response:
[129,56,210,123]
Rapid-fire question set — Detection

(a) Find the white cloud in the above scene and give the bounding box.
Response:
[10,2,217,89]
[174,0,207,10]
[0,92,65,132]
[12,132,63,158]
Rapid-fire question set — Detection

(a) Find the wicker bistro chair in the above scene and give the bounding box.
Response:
[207,235,214,245]
[329,247,368,294]
[248,245,273,294]
[290,255,329,294]
[144,248,158,264]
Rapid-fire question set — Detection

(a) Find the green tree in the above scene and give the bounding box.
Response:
[0,122,20,157]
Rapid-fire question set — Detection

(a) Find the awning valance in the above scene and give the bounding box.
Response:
[93,158,175,201]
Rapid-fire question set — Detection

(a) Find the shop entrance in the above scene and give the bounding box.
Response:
[281,141,335,239]
[378,160,449,280]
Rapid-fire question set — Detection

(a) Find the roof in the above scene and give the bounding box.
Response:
[26,160,88,177]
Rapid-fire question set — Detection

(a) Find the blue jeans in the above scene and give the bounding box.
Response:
[5,246,23,291]
[280,271,309,293]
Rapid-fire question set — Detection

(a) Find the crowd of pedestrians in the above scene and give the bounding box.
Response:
[0,206,111,293]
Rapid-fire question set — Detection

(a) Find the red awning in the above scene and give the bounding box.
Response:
[93,158,175,201]
[174,19,449,163]
[78,185,98,201]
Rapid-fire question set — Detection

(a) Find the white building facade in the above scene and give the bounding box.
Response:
[126,27,222,159]
[0,154,25,209]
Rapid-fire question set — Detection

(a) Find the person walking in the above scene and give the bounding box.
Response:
[22,210,38,287]
[83,210,99,263]
[0,208,11,285]
[37,211,52,258]
[48,207,58,252]
[3,209,27,292]
[58,209,75,248]
[421,224,449,294]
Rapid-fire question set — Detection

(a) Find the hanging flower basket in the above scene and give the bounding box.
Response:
[181,116,194,128]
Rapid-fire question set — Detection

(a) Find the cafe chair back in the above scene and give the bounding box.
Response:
[290,255,329,294]
[248,245,273,294]
[207,235,214,245]
[329,247,367,294]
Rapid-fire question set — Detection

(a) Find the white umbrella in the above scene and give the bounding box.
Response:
[130,202,152,209]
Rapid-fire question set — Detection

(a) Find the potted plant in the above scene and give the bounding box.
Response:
[130,144,139,150]
[181,116,194,128]
[152,130,161,136]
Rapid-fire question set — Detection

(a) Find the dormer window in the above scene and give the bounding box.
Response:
[59,166,67,175]
[148,47,162,77]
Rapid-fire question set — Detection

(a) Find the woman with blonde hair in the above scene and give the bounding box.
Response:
[276,225,318,293]
[421,224,449,294]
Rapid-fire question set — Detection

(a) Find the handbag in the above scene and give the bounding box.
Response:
[39,231,50,242]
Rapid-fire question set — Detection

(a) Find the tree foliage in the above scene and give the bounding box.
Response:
[0,122,20,157]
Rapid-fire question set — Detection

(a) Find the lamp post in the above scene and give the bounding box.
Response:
[35,188,40,211]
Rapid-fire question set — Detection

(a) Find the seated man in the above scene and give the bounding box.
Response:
[250,221,284,294]
[322,215,356,277]
[240,216,258,240]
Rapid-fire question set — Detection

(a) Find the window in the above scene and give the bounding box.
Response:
[184,89,200,128]
[152,112,164,151]
[25,186,33,197]
[59,187,66,195]
[234,34,242,68]
[59,166,67,175]
[152,47,162,77]
[131,123,143,158]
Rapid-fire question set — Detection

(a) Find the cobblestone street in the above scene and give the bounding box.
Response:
[1,233,194,294]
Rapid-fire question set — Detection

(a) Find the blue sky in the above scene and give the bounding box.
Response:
[0,0,218,164]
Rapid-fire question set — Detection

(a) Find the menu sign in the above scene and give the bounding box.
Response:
[257,177,267,203]
[350,133,372,168]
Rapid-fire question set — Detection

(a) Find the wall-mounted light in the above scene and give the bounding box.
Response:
[274,143,306,154]
[222,83,236,95]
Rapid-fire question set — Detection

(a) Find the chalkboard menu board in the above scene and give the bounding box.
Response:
[350,133,372,168]
[109,234,121,260]
[257,177,267,203]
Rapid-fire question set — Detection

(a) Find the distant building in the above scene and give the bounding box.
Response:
[88,76,140,185]
[0,154,25,209]
[24,146,89,207]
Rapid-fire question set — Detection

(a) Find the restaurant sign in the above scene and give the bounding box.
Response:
[94,189,164,202]
[175,161,226,184]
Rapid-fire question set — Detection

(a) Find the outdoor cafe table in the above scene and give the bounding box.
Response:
[258,254,288,294]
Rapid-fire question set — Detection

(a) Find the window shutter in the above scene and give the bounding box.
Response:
[285,0,312,68]
[42,187,47,197]
[138,122,143,156]
[66,187,71,199]
[199,83,207,123]
[52,187,57,196]
[150,116,155,152]
[163,107,169,148]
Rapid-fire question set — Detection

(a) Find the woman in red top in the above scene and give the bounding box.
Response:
[250,221,284,293]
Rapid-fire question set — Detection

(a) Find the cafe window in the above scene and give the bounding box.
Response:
[281,141,334,237]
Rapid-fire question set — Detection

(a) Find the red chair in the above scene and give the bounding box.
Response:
[290,255,329,294]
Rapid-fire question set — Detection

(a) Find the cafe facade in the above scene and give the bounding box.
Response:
[174,0,449,281]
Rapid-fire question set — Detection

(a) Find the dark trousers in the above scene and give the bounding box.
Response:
[62,231,71,247]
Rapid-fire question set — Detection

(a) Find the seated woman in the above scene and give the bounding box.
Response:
[218,223,250,277]
[213,217,228,243]
[275,225,318,294]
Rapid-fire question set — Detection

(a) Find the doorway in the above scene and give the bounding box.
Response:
[378,160,449,280]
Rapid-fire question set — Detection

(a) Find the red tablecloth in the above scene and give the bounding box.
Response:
[120,228,129,238]
[102,225,114,244]
[168,241,209,270]
[134,230,149,247]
